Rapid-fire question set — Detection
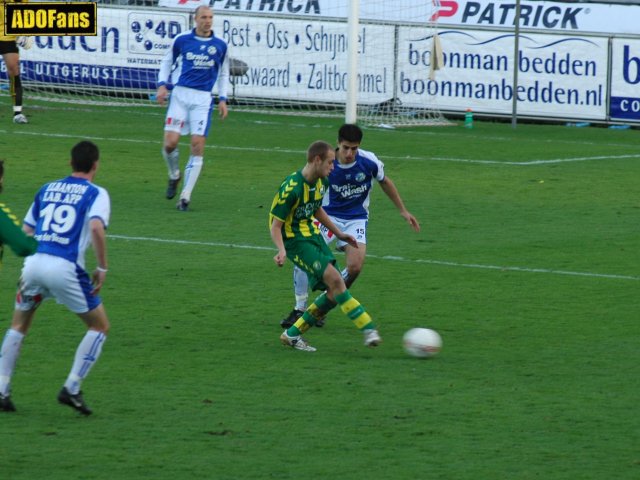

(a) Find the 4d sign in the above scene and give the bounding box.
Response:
[5,2,97,36]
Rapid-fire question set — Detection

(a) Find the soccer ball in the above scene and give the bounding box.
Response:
[403,328,442,358]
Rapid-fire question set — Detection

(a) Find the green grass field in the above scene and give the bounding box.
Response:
[0,99,638,479]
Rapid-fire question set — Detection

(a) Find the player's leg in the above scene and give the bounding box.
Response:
[280,266,309,329]
[0,261,45,412]
[163,129,182,199]
[280,218,337,329]
[294,266,310,310]
[2,49,27,124]
[163,89,189,199]
[288,288,338,337]
[280,239,335,351]
[178,93,212,210]
[0,308,38,412]
[342,242,366,288]
[177,134,206,210]
[66,305,109,396]
[56,305,108,415]
[323,265,381,347]
[50,259,108,415]
[316,218,342,327]
[281,237,380,347]
[334,219,368,287]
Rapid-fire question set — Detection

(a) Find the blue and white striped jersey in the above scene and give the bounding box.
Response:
[158,28,230,99]
[24,176,110,269]
[322,148,385,220]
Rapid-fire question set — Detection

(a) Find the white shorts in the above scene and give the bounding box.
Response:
[315,217,367,250]
[15,253,101,314]
[164,86,214,137]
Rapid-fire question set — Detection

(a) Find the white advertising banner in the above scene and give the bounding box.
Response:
[7,6,625,122]
[207,0,433,25]
[610,38,640,122]
[205,0,639,35]
[433,1,640,36]
[400,29,608,119]
[218,16,395,104]
[158,0,209,9]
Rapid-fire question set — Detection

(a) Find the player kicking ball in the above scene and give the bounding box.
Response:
[269,140,381,352]
[280,124,420,329]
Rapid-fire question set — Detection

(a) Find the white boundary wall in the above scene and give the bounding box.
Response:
[3,2,639,123]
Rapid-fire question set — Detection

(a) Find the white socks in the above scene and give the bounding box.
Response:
[64,330,107,395]
[162,150,206,203]
[341,267,351,285]
[181,155,203,202]
[293,266,309,311]
[0,329,106,397]
[0,329,24,396]
[162,147,180,180]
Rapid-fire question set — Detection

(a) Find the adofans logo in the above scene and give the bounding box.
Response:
[5,2,97,36]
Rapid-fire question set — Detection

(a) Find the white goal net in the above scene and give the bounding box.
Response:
[1,1,447,125]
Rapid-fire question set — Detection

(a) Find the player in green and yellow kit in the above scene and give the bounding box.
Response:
[0,160,37,266]
[269,140,381,352]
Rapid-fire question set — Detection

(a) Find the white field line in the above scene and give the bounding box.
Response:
[5,129,640,166]
[422,154,640,165]
[109,234,639,282]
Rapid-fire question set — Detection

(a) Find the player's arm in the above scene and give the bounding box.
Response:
[379,176,421,232]
[156,48,175,105]
[215,51,230,120]
[269,217,287,267]
[269,179,297,265]
[89,218,108,294]
[0,204,37,257]
[314,207,358,248]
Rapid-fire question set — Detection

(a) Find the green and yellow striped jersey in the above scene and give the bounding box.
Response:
[269,170,329,240]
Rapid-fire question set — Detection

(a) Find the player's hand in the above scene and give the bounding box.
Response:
[402,211,421,232]
[273,250,287,267]
[91,269,106,294]
[218,100,228,120]
[156,85,169,105]
[16,36,34,50]
[337,232,358,248]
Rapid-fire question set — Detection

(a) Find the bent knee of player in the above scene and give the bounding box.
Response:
[164,133,180,151]
[6,62,21,77]
[348,262,364,278]
[346,251,365,275]
[323,265,346,295]
[10,308,37,334]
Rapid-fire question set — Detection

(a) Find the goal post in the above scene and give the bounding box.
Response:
[345,0,360,124]
[1,1,447,125]
[352,1,449,127]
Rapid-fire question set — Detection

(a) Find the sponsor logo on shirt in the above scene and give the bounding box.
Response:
[332,183,368,198]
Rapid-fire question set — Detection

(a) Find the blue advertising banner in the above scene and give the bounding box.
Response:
[610,39,640,122]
